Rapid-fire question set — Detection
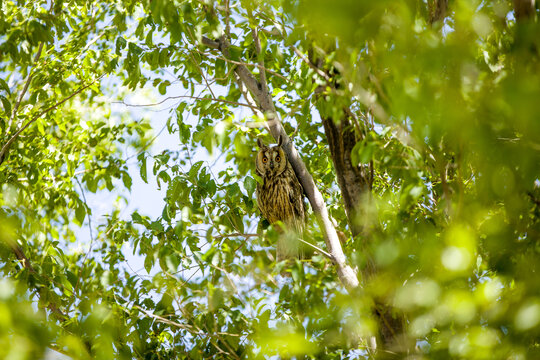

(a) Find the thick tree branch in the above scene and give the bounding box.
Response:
[252,25,269,96]
[202,36,359,290]
[232,73,265,118]
[513,0,536,21]
[321,114,371,237]
[428,0,448,26]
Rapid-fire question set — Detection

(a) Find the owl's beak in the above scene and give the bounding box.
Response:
[269,162,274,169]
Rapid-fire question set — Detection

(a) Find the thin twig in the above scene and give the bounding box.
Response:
[73,177,96,299]
[189,52,217,99]
[298,238,333,260]
[133,305,196,332]
[113,94,258,111]
[291,45,330,82]
[225,0,231,38]
[198,37,290,82]
[215,233,260,239]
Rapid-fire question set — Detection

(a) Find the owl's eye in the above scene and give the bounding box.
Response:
[275,156,281,162]
[262,157,268,163]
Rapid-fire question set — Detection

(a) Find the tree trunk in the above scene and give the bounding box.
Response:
[321,114,370,237]
[428,0,448,26]
[310,51,408,355]
[513,0,536,21]
[320,111,407,355]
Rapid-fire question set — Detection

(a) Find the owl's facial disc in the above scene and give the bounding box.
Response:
[271,147,286,175]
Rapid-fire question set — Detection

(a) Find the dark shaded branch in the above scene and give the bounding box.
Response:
[428,0,448,26]
[308,47,408,354]
[321,114,371,237]
[513,0,536,21]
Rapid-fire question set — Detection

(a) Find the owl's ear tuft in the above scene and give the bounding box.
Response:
[277,135,284,147]
[257,138,265,149]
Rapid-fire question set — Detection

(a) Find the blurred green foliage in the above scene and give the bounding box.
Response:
[1,0,539,359]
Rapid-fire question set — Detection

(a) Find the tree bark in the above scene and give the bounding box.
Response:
[513,0,536,21]
[320,110,407,355]
[309,53,407,355]
[321,114,370,237]
[428,0,448,26]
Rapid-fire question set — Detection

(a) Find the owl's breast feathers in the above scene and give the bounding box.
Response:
[256,165,305,232]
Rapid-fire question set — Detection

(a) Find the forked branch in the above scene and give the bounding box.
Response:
[202,36,359,290]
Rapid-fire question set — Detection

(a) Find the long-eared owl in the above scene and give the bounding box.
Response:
[255,136,305,259]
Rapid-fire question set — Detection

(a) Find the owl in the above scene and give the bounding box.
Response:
[255,136,305,259]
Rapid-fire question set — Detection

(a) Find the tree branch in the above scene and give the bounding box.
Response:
[202,36,359,290]
[428,0,448,26]
[114,94,258,111]
[513,0,536,21]
[298,238,333,260]
[307,45,409,353]
[7,43,45,132]
[251,25,269,96]
[10,243,68,321]
[0,75,104,165]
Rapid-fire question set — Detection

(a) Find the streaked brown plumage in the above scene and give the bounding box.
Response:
[255,136,305,259]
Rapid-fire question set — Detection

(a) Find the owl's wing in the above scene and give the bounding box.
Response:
[256,180,265,216]
[289,176,305,221]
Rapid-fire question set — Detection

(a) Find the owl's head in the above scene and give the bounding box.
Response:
[256,136,287,177]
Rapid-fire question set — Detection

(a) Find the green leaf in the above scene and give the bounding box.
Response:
[138,153,148,183]
[215,58,226,80]
[75,202,86,225]
[144,252,154,274]
[122,171,132,190]
[0,96,11,115]
[162,203,171,222]
[158,80,170,95]
[188,161,203,181]
[243,176,256,196]
[0,79,10,94]
[351,140,375,166]
[116,36,127,54]
[86,176,98,193]
[132,212,143,224]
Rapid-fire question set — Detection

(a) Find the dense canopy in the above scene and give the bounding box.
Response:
[1,0,539,359]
